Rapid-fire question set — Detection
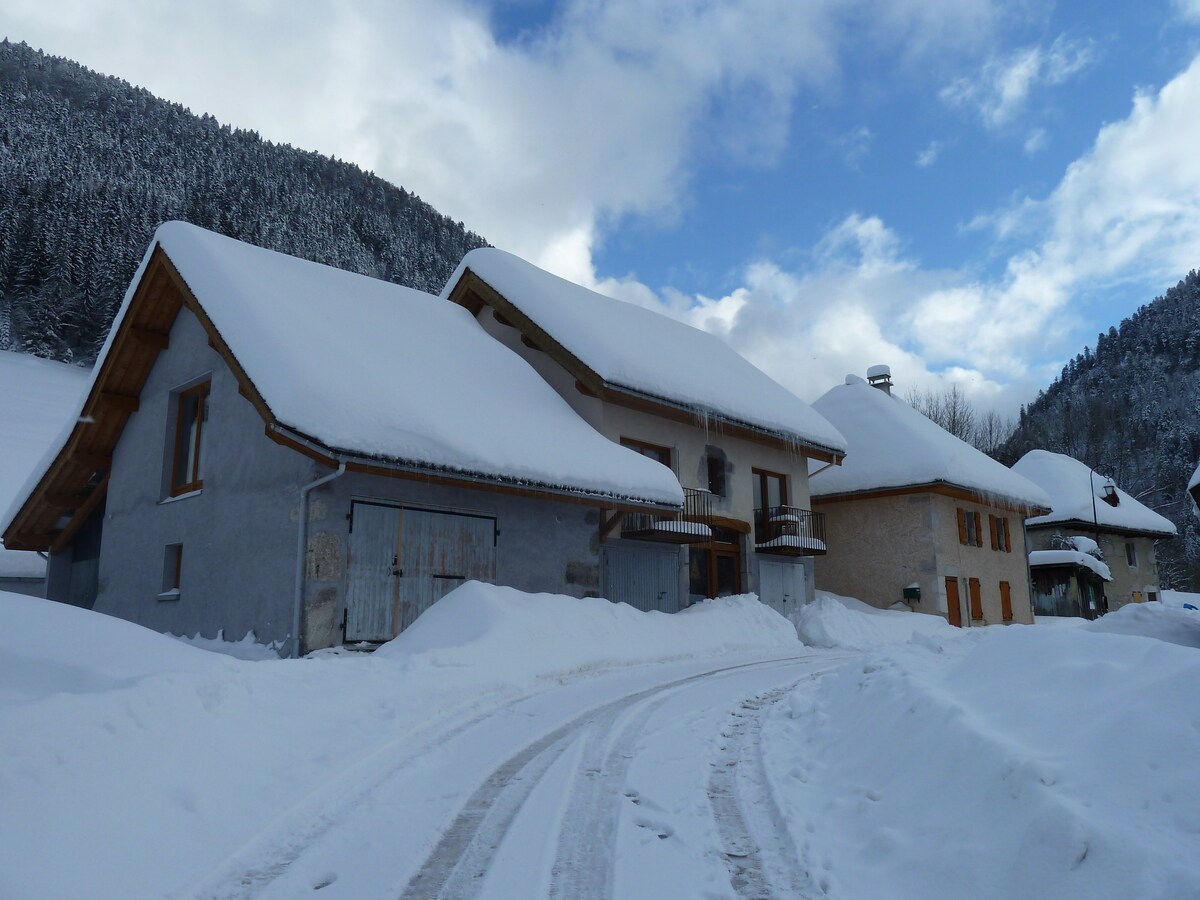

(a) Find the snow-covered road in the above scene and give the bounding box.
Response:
[183,653,852,900]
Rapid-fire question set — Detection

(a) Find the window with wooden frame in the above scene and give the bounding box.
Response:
[999,580,1013,621]
[171,380,210,495]
[989,515,1012,552]
[620,437,672,469]
[957,508,982,547]
[968,577,983,620]
[753,468,788,511]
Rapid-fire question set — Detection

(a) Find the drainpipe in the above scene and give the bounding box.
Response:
[291,462,346,659]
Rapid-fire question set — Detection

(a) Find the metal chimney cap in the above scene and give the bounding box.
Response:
[866,364,892,381]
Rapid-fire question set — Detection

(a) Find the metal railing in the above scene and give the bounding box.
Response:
[753,505,827,555]
[622,488,714,544]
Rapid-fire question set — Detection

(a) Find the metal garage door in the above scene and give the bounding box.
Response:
[345,502,497,642]
[757,559,805,618]
[601,542,682,613]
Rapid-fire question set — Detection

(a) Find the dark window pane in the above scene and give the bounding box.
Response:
[715,554,738,597]
[689,549,711,601]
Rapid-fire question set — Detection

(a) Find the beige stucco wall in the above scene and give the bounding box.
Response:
[1027,526,1162,610]
[813,491,1035,626]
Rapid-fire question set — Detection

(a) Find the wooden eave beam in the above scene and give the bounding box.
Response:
[599,510,626,542]
[43,491,89,510]
[50,472,109,555]
[96,391,140,414]
[811,482,1043,516]
[129,327,170,350]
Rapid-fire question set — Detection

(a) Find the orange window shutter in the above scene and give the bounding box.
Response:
[974,512,983,547]
[1003,518,1012,553]
[989,515,998,550]
[969,578,983,619]
[1000,581,1013,620]
[957,508,967,544]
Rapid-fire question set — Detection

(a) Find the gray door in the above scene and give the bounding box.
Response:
[397,508,496,633]
[345,502,402,641]
[602,542,682,613]
[758,559,804,618]
[345,502,497,641]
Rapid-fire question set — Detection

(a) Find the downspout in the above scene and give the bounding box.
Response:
[291,462,346,659]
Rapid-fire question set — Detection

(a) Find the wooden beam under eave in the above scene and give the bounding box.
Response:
[3,532,58,552]
[73,453,112,473]
[43,491,89,510]
[129,327,169,350]
[96,391,140,414]
[50,473,109,556]
[599,510,626,543]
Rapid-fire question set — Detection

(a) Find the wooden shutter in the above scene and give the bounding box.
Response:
[1002,518,1012,553]
[1000,581,1012,621]
[957,508,967,545]
[973,512,983,547]
[969,577,983,620]
[945,577,962,628]
[988,515,998,550]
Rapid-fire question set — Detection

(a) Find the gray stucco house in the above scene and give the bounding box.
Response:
[442,248,847,620]
[2,223,683,655]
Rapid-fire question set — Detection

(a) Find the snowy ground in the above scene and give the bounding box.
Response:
[2,585,1198,899]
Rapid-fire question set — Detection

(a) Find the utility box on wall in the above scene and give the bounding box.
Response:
[903,583,921,602]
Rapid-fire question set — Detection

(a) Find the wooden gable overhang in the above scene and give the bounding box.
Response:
[448,269,846,465]
[3,248,672,554]
[1024,518,1176,541]
[810,481,1051,518]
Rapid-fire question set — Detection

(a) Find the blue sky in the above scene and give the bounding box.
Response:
[5,0,1200,413]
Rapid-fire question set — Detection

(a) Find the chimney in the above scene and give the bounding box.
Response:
[866,364,893,395]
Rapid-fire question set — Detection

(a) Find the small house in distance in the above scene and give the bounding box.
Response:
[1026,535,1112,618]
[442,248,847,617]
[1012,450,1176,612]
[1,223,683,655]
[809,369,1050,626]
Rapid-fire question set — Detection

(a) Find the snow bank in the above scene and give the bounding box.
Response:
[375,581,800,679]
[795,591,956,651]
[810,377,1050,508]
[170,629,283,661]
[1162,588,1200,609]
[0,592,233,703]
[1084,601,1200,648]
[766,625,1200,899]
[0,585,800,898]
[1014,449,1177,536]
[0,350,89,577]
[445,248,847,456]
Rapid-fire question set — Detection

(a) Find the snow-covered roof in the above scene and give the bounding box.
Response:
[442,248,847,458]
[1012,450,1177,537]
[1029,549,1113,582]
[4,224,684,526]
[0,351,90,577]
[808,377,1051,509]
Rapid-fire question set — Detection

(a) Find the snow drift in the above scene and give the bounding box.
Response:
[795,591,957,651]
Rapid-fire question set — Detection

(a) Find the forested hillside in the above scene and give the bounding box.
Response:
[1002,271,1200,588]
[0,39,487,362]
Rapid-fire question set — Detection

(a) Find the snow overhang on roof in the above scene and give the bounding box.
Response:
[3,224,684,552]
[1012,450,1177,537]
[808,378,1051,512]
[1028,549,1113,582]
[442,248,847,462]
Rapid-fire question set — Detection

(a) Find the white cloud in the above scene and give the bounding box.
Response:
[915,140,944,167]
[941,34,1098,129]
[1023,127,1048,155]
[1174,0,1200,21]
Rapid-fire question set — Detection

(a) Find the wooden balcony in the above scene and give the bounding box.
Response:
[622,488,713,544]
[753,506,827,556]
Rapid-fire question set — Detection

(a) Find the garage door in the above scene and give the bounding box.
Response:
[601,542,682,613]
[345,502,497,642]
[757,559,805,618]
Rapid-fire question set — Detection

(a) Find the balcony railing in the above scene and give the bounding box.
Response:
[622,487,713,544]
[754,506,827,556]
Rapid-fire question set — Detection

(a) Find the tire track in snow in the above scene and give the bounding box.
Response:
[398,657,808,900]
[709,686,818,899]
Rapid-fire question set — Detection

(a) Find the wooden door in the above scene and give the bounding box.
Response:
[1000,581,1013,621]
[945,576,962,628]
[345,502,401,641]
[969,577,983,621]
[397,509,497,633]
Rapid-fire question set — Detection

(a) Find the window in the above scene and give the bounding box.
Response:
[968,577,983,620]
[1125,542,1138,568]
[621,437,671,469]
[958,508,982,547]
[753,468,788,511]
[990,515,1012,552]
[1000,580,1013,621]
[171,380,210,495]
[160,543,183,599]
[706,452,727,497]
